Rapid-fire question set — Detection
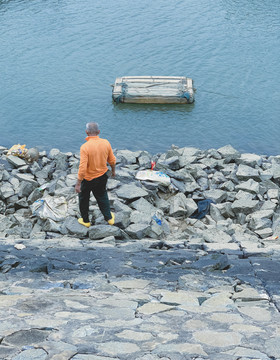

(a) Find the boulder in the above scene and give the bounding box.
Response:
[125,223,150,239]
[137,151,152,168]
[200,228,232,243]
[169,193,197,217]
[6,155,26,168]
[130,197,157,214]
[116,149,137,164]
[237,153,263,167]
[0,214,14,232]
[130,210,153,224]
[0,183,15,199]
[236,164,260,181]
[203,189,227,203]
[42,219,61,232]
[217,145,240,161]
[88,225,121,240]
[231,198,259,215]
[115,184,149,200]
[18,181,37,198]
[235,179,260,194]
[114,211,131,229]
[62,217,89,237]
[15,173,38,186]
[246,210,274,231]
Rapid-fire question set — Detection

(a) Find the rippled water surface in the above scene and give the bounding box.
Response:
[0,0,279,155]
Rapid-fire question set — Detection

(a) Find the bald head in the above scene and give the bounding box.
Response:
[86,122,100,136]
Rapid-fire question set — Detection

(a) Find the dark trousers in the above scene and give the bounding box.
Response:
[79,173,111,223]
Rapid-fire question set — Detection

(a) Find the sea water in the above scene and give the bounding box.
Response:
[0,0,279,155]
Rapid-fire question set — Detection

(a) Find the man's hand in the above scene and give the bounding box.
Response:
[75,180,82,193]
[111,164,116,178]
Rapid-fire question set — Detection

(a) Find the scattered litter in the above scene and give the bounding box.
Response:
[7,144,27,158]
[14,244,26,250]
[190,199,216,220]
[7,144,39,163]
[135,169,171,185]
[31,195,67,221]
[263,235,279,241]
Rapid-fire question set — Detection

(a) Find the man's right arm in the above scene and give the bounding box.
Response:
[76,147,87,193]
[110,163,116,177]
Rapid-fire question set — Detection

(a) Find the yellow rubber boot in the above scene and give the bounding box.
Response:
[78,218,91,228]
[108,212,115,226]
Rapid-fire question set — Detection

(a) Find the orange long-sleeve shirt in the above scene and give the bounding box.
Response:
[77,136,116,181]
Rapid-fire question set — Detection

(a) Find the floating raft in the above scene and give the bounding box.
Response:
[112,76,195,104]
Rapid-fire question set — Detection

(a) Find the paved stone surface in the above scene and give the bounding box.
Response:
[1,235,280,360]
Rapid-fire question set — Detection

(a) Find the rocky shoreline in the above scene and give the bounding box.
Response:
[1,144,280,241]
[1,144,280,359]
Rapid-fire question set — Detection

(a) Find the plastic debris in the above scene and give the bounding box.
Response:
[135,169,171,185]
[14,244,26,250]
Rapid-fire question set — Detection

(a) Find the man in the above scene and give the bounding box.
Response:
[75,122,116,227]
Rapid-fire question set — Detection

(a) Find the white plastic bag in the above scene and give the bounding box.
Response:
[135,169,171,186]
[32,195,67,221]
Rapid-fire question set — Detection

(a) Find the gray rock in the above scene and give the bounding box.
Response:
[235,179,260,194]
[125,223,150,239]
[18,181,37,198]
[54,152,68,171]
[210,204,225,222]
[220,180,235,192]
[15,173,38,186]
[220,163,238,176]
[12,348,48,360]
[6,155,26,168]
[164,155,180,170]
[255,227,273,239]
[113,199,132,214]
[35,164,54,179]
[48,148,61,159]
[137,151,152,168]
[217,144,240,161]
[169,193,197,217]
[201,228,232,243]
[0,183,15,199]
[0,199,6,214]
[231,198,259,215]
[197,177,209,191]
[154,197,170,213]
[28,188,43,204]
[247,210,274,231]
[260,200,277,211]
[130,210,153,224]
[267,188,279,200]
[88,225,121,240]
[271,164,280,183]
[238,153,263,167]
[107,178,121,190]
[171,175,200,193]
[15,198,29,209]
[116,149,137,164]
[19,220,33,238]
[114,211,131,229]
[207,148,223,159]
[210,171,227,186]
[259,168,274,181]
[203,189,227,203]
[115,184,149,200]
[130,197,157,213]
[42,218,61,232]
[63,217,89,237]
[236,164,260,181]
